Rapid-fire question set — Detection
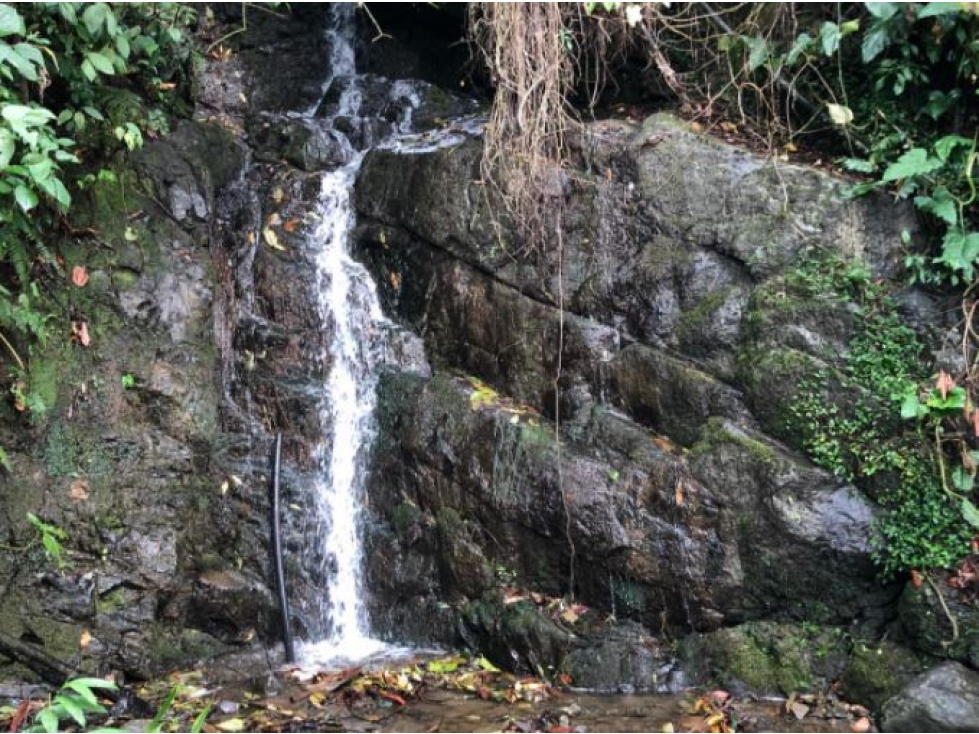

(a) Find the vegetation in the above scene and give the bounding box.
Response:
[0,2,195,435]
[467,2,979,577]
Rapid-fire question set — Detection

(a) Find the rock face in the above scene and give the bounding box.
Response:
[353,114,925,652]
[880,662,979,732]
[0,120,275,680]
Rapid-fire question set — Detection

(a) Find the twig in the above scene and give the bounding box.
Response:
[923,572,959,648]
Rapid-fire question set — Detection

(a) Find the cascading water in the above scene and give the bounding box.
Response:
[291,5,478,667]
[297,4,390,667]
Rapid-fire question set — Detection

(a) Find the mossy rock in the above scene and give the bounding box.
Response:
[839,640,928,712]
[682,621,849,696]
[899,581,979,667]
[460,596,576,676]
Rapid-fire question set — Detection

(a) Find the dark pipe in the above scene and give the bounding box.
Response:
[270,432,296,663]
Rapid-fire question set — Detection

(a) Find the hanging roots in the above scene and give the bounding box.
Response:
[469,3,574,255]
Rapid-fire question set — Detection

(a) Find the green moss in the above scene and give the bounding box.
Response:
[691,418,777,466]
[678,288,731,337]
[392,501,421,536]
[841,641,926,711]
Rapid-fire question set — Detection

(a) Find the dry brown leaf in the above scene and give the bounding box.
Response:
[789,701,809,720]
[263,227,285,251]
[851,716,871,733]
[675,479,685,507]
[71,321,91,347]
[79,629,93,648]
[69,479,89,502]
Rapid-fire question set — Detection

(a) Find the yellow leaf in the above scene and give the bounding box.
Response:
[826,102,853,126]
[216,718,246,732]
[263,227,285,251]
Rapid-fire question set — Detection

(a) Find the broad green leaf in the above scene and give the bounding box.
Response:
[85,51,114,76]
[27,158,53,183]
[819,21,840,56]
[0,128,14,168]
[952,465,975,492]
[747,36,769,71]
[939,231,979,277]
[58,694,87,726]
[80,58,96,82]
[38,706,59,733]
[880,148,943,182]
[115,33,130,60]
[918,2,963,18]
[58,3,77,24]
[14,183,37,211]
[0,4,25,38]
[842,158,875,173]
[914,187,958,226]
[0,42,38,81]
[935,134,972,163]
[786,32,812,65]
[962,498,979,530]
[82,3,108,36]
[865,2,900,19]
[900,392,925,419]
[14,43,43,69]
[861,26,890,62]
[51,178,70,208]
[62,678,116,705]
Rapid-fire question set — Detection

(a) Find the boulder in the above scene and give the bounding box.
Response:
[880,661,979,732]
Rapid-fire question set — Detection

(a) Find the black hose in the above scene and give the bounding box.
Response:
[270,432,296,663]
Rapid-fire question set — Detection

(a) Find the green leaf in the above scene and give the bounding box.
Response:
[0,5,25,38]
[786,32,812,65]
[935,135,972,163]
[914,187,959,226]
[819,21,840,56]
[0,128,14,168]
[918,2,963,18]
[939,231,979,277]
[114,33,130,60]
[82,3,108,36]
[14,183,37,211]
[842,158,876,173]
[861,26,891,62]
[62,679,116,707]
[880,148,943,182]
[900,392,925,419]
[190,703,213,734]
[85,51,114,75]
[747,36,769,71]
[38,706,59,733]
[58,694,87,727]
[80,58,96,82]
[865,2,900,19]
[952,465,975,492]
[962,498,979,530]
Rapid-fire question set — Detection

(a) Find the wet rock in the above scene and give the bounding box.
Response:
[367,371,890,641]
[563,622,679,693]
[249,115,353,171]
[880,661,979,732]
[460,596,577,675]
[682,621,850,696]
[839,640,928,712]
[898,581,979,667]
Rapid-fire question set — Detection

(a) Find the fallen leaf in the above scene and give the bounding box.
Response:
[271,187,285,204]
[71,265,89,287]
[266,212,281,227]
[79,629,92,648]
[937,370,955,399]
[379,691,406,706]
[69,479,89,502]
[389,271,402,290]
[789,701,809,720]
[852,716,871,733]
[216,717,246,732]
[283,218,299,233]
[560,607,579,624]
[263,227,285,251]
[910,569,924,588]
[71,321,91,347]
[158,82,176,91]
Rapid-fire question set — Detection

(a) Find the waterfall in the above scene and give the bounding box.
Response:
[290,4,476,668]
[297,5,395,667]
